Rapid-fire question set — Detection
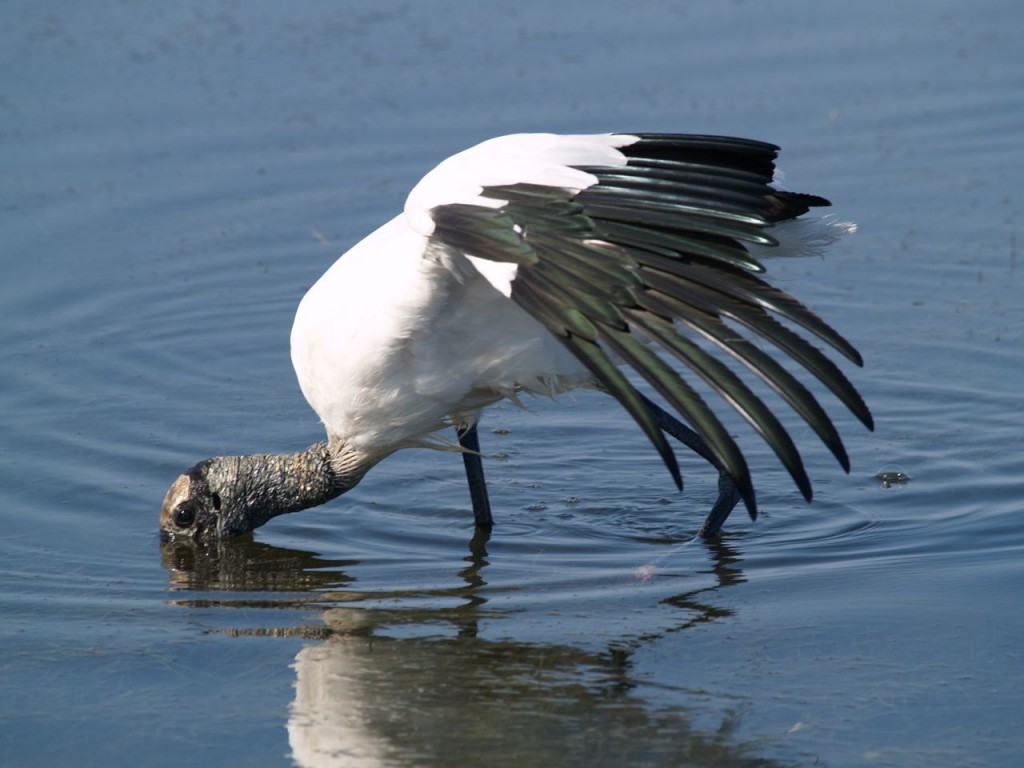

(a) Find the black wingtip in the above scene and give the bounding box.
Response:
[742,487,758,521]
[863,407,876,432]
[666,451,684,492]
[763,191,832,222]
[643,407,684,492]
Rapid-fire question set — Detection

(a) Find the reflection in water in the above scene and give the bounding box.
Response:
[656,537,745,636]
[161,533,793,767]
[161,535,358,594]
[288,624,787,768]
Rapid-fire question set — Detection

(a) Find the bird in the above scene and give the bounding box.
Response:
[159,132,873,541]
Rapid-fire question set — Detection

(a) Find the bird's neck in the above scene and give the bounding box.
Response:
[211,442,373,536]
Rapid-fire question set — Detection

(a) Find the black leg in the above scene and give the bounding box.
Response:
[455,423,494,529]
[637,393,741,538]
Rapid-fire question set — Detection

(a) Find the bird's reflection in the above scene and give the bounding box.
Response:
[160,528,792,767]
[657,536,746,633]
[161,535,357,595]
[287,619,787,768]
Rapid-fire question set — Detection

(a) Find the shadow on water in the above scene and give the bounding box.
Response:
[158,530,795,768]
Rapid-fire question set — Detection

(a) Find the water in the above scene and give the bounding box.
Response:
[2,1,1022,766]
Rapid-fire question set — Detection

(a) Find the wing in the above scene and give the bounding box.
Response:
[418,133,873,519]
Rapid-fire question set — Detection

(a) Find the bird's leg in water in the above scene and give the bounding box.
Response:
[638,393,742,538]
[456,423,494,529]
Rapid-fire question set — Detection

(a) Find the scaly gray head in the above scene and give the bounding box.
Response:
[160,459,241,539]
[160,443,371,540]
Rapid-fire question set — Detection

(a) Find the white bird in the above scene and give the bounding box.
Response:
[160,132,873,541]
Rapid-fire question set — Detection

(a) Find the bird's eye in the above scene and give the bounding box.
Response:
[174,505,196,528]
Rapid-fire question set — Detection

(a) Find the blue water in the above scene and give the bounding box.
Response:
[2,1,1022,766]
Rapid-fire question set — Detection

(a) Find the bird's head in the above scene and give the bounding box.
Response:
[159,460,234,540]
[160,445,363,540]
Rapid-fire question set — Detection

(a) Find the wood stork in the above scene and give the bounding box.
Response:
[159,132,872,541]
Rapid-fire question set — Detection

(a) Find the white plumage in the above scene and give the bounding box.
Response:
[160,132,872,541]
[291,196,588,458]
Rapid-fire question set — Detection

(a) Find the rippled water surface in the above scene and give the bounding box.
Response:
[2,2,1022,766]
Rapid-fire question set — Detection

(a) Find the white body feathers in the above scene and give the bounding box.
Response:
[291,213,590,457]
